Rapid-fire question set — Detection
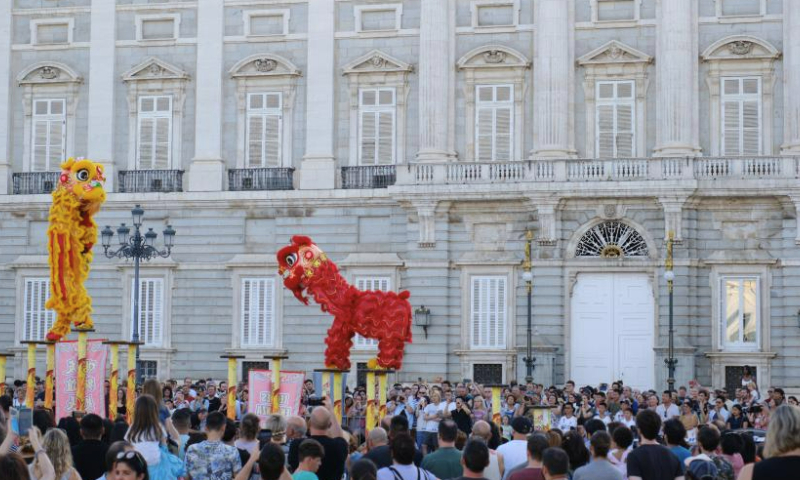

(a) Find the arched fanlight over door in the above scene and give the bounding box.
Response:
[575,221,649,258]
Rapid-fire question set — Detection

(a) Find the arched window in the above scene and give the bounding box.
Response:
[575,221,648,258]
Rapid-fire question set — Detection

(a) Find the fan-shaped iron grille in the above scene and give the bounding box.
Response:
[575,221,649,258]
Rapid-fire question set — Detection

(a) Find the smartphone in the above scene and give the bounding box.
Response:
[10,407,33,437]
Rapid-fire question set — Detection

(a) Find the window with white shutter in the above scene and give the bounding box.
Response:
[240,278,275,347]
[470,276,507,349]
[353,276,391,348]
[595,81,635,158]
[721,77,762,156]
[23,278,55,341]
[131,278,164,347]
[358,88,396,165]
[475,85,513,162]
[720,277,759,350]
[31,99,66,172]
[246,93,283,167]
[137,96,173,170]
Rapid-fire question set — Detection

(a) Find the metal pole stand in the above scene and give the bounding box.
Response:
[221,355,245,420]
[485,384,505,426]
[264,355,289,415]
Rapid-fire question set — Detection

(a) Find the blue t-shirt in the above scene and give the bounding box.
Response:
[670,445,692,464]
[293,471,319,480]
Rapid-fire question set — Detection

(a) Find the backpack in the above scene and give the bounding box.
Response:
[686,458,719,480]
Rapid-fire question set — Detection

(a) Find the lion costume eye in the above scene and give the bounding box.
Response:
[76,169,90,182]
[285,253,297,267]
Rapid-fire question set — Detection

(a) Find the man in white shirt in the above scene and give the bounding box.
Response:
[708,398,730,423]
[557,403,578,432]
[499,417,532,478]
[655,391,679,421]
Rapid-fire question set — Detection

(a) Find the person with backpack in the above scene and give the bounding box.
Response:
[376,433,436,480]
[684,426,734,480]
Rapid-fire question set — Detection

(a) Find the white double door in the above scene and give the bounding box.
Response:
[570,273,654,390]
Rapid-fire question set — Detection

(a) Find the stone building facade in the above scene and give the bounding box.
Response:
[1,0,800,392]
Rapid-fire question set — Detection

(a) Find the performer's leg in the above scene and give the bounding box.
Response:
[325,316,355,370]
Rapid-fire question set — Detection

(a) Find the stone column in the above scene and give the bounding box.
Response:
[782,5,800,154]
[299,0,336,189]
[531,0,576,159]
[188,0,225,191]
[88,0,117,191]
[0,1,12,194]
[653,0,701,157]
[416,0,456,162]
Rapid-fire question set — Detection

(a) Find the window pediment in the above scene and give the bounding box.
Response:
[701,35,780,62]
[457,45,530,70]
[230,54,301,79]
[122,57,190,83]
[17,62,82,86]
[577,40,652,66]
[343,50,413,75]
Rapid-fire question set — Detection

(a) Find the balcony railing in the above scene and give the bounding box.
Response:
[228,167,294,191]
[341,165,396,189]
[396,156,799,185]
[12,172,60,195]
[118,170,183,193]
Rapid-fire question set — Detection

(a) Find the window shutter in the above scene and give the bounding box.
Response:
[471,276,507,349]
[31,99,66,171]
[723,100,741,156]
[133,278,164,346]
[137,96,172,169]
[596,104,615,158]
[742,100,760,155]
[475,85,514,162]
[495,107,512,161]
[264,114,281,167]
[721,77,762,156]
[595,81,635,158]
[246,93,282,167]
[359,88,396,165]
[246,115,264,167]
[476,107,494,162]
[23,279,55,341]
[616,104,634,157]
[354,277,391,347]
[241,278,274,347]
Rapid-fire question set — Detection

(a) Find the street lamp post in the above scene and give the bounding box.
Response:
[664,231,677,392]
[101,205,175,384]
[522,230,535,384]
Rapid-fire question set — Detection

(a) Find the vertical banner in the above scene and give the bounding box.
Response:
[226,358,237,420]
[0,355,7,394]
[45,344,55,411]
[271,358,282,414]
[26,343,36,408]
[126,346,135,424]
[108,344,119,419]
[248,370,304,427]
[56,340,108,420]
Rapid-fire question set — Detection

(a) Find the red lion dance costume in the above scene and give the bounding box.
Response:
[277,236,412,370]
[45,158,106,341]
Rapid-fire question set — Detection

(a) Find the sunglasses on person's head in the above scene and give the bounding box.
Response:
[116,450,145,468]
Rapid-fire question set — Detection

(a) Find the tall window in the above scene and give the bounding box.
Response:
[31,99,66,171]
[132,278,164,346]
[475,85,513,162]
[353,277,391,348]
[470,276,507,349]
[596,81,634,158]
[241,278,275,347]
[137,96,172,169]
[23,278,55,341]
[720,277,758,349]
[721,77,761,156]
[246,93,282,167]
[358,88,395,165]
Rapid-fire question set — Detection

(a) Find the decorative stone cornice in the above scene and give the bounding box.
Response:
[457,44,530,70]
[17,61,83,86]
[577,40,652,66]
[342,49,413,75]
[701,35,781,61]
[229,53,302,78]
[122,57,190,82]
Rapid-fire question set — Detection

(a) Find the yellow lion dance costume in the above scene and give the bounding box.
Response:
[45,158,106,341]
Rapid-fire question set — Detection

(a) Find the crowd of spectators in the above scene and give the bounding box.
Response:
[0,372,798,480]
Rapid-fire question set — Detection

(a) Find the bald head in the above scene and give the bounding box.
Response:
[309,407,332,433]
[368,427,388,448]
[472,420,492,441]
[286,415,307,439]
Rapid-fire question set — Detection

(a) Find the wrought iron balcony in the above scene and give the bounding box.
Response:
[396,156,800,185]
[12,172,60,195]
[118,170,183,193]
[228,167,294,191]
[341,165,397,189]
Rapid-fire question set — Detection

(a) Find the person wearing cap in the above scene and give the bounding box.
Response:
[497,417,532,475]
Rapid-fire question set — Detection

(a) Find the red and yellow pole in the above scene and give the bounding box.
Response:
[265,355,288,415]
[126,344,136,424]
[0,353,9,396]
[104,342,127,420]
[366,369,377,432]
[487,384,503,426]
[333,371,344,422]
[220,356,243,420]
[75,329,91,412]
[22,342,36,409]
[44,342,55,411]
[377,369,389,421]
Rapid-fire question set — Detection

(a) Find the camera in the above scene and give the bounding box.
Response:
[257,429,273,449]
[307,396,325,407]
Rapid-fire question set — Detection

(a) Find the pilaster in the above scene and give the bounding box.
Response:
[658,196,689,243]
[88,0,117,192]
[653,0,701,157]
[299,0,336,189]
[189,0,225,192]
[0,1,12,194]
[782,4,800,154]
[528,196,560,246]
[531,0,576,159]
[416,0,457,162]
